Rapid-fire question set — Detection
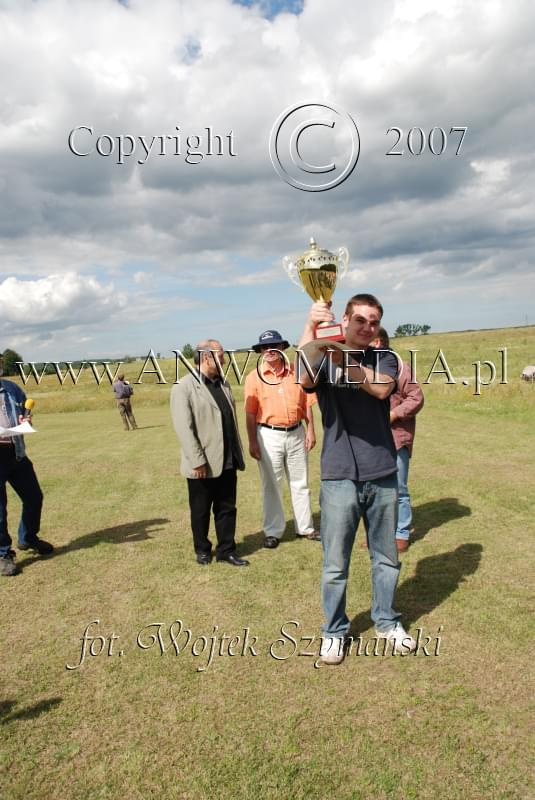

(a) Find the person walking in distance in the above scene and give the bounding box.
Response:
[113,374,138,430]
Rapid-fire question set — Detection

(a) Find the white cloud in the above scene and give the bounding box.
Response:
[470,159,511,196]
[0,272,123,330]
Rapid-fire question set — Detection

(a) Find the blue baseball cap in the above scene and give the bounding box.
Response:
[252,330,290,353]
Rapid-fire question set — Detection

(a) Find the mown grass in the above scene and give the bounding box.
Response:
[1,326,534,799]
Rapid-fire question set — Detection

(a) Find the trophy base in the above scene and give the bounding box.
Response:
[315,323,345,343]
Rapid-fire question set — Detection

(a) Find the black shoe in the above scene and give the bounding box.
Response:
[196,553,212,565]
[18,538,54,555]
[1,551,18,577]
[263,536,279,549]
[217,553,250,567]
[296,530,321,541]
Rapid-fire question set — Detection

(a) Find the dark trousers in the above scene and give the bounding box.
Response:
[0,448,43,556]
[117,398,137,430]
[187,469,237,559]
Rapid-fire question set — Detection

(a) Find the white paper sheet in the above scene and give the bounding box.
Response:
[0,420,36,437]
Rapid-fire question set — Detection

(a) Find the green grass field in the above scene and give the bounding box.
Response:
[1,327,534,799]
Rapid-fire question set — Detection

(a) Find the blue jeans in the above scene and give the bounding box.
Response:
[320,474,401,636]
[396,447,411,541]
[0,450,43,556]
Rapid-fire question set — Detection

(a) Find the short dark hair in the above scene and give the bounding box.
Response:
[344,293,384,319]
[375,327,390,348]
[194,339,220,366]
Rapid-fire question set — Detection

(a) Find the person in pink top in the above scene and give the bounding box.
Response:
[372,328,424,551]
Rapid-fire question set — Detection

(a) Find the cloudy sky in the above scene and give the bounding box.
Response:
[1,0,534,360]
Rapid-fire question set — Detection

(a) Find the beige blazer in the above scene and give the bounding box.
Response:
[170,373,245,478]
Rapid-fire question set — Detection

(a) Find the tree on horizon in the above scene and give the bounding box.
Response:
[1,348,24,376]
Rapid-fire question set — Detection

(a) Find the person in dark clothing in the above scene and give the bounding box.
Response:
[170,339,249,567]
[0,354,53,577]
[112,374,138,430]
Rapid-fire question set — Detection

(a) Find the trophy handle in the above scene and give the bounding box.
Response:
[282,255,303,290]
[337,247,349,280]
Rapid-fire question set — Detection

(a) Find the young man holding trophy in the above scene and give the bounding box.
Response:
[289,239,416,665]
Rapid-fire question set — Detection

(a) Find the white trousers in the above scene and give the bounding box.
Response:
[257,424,314,538]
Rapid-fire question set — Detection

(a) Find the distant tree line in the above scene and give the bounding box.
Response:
[0,349,147,377]
[394,324,431,337]
[0,348,24,376]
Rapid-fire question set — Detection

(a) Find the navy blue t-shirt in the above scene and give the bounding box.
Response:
[308,347,398,482]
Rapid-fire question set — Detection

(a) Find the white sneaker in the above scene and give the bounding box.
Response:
[319,636,345,665]
[375,622,416,655]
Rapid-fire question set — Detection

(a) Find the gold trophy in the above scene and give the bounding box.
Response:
[283,237,349,341]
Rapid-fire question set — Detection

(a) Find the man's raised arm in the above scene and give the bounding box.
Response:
[298,301,335,388]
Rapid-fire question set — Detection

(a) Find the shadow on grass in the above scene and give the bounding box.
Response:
[66,518,170,550]
[412,497,471,542]
[240,529,267,556]
[19,518,170,568]
[240,515,322,556]
[132,425,164,430]
[349,543,483,636]
[0,697,62,725]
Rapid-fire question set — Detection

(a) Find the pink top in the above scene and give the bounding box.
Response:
[390,361,424,456]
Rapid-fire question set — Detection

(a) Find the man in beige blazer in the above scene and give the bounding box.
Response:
[170,339,249,567]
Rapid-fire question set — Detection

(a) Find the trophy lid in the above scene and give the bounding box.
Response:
[296,237,338,270]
